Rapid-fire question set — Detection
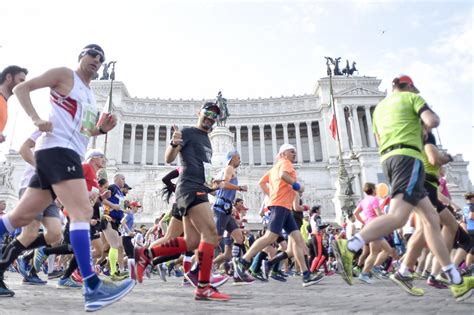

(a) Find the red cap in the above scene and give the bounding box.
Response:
[303,205,309,211]
[393,74,419,93]
[130,201,142,208]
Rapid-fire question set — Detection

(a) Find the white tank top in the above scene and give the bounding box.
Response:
[36,70,97,159]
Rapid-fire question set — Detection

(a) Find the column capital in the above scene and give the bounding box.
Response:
[258,124,265,129]
[270,123,276,128]
[236,125,241,130]
[282,122,288,127]
[305,120,312,127]
[131,123,137,128]
[294,121,300,127]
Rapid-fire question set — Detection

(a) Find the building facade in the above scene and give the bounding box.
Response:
[1,75,472,225]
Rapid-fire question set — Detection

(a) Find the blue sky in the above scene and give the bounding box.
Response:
[1,0,472,182]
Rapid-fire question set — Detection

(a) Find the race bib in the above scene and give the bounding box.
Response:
[80,102,98,137]
[203,162,213,187]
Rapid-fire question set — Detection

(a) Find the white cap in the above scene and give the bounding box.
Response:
[276,143,296,159]
[85,149,104,161]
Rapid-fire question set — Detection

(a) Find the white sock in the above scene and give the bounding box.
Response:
[442,264,461,285]
[398,263,411,277]
[47,255,56,274]
[347,234,365,253]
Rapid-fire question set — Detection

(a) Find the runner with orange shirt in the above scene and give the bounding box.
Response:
[233,144,324,287]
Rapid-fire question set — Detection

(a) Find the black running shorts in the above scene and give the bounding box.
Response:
[424,181,446,213]
[382,155,427,206]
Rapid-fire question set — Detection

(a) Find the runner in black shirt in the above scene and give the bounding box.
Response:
[135,102,230,301]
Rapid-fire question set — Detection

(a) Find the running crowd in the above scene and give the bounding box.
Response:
[0,44,472,312]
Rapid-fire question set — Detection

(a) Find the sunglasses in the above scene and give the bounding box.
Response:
[82,49,105,63]
[201,109,219,120]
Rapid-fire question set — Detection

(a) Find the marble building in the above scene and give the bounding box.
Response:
[1,75,472,226]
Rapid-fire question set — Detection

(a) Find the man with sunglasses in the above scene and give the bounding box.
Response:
[5,44,134,311]
[135,102,231,301]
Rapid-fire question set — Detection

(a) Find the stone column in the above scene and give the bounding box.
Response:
[351,106,363,148]
[365,106,376,147]
[282,123,289,143]
[117,123,124,163]
[166,125,171,164]
[295,122,303,163]
[259,124,266,165]
[128,123,136,164]
[270,124,277,158]
[319,118,330,161]
[141,124,148,165]
[248,125,254,165]
[236,126,242,155]
[306,121,315,162]
[153,125,159,165]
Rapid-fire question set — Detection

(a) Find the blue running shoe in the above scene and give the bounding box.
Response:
[84,278,135,312]
[17,256,31,279]
[23,274,47,285]
[57,277,82,289]
[33,247,47,273]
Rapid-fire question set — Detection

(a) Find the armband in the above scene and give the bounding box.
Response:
[292,182,301,191]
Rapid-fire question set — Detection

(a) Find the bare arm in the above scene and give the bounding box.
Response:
[293,193,304,212]
[258,172,270,196]
[165,125,182,163]
[354,207,365,224]
[420,109,440,129]
[19,138,36,167]
[424,143,451,166]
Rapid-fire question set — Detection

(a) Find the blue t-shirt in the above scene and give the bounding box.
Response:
[107,184,125,222]
[463,203,474,231]
[123,212,135,235]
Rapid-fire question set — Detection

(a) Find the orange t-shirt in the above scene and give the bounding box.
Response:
[261,159,297,210]
[0,96,8,133]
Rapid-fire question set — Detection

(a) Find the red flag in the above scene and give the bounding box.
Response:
[329,114,337,140]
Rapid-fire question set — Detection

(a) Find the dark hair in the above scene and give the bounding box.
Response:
[78,44,105,62]
[465,192,474,200]
[98,178,108,187]
[234,198,243,205]
[311,205,321,214]
[392,78,410,91]
[0,65,28,84]
[363,182,376,195]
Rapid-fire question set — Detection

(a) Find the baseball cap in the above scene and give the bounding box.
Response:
[393,74,419,93]
[201,102,221,115]
[123,183,132,190]
[85,149,104,161]
[130,201,142,208]
[225,149,239,165]
[276,143,296,158]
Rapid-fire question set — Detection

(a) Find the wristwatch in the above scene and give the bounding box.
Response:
[99,126,107,134]
[169,140,178,148]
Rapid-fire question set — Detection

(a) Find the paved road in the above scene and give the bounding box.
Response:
[0,272,472,314]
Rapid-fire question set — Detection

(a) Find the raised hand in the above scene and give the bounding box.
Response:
[171,125,183,146]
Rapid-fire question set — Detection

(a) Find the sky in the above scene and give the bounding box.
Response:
[0,0,473,182]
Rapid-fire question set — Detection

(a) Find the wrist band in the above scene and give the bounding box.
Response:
[292,182,301,191]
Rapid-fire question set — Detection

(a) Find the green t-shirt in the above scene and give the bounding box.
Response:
[373,91,426,162]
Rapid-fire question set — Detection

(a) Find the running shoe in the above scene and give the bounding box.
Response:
[358,272,374,284]
[250,271,268,282]
[48,270,64,280]
[427,276,448,289]
[332,239,354,285]
[352,265,361,277]
[372,266,388,280]
[57,277,82,289]
[72,269,83,283]
[145,265,152,279]
[436,274,450,285]
[157,264,167,282]
[232,274,255,286]
[302,272,324,287]
[194,285,230,302]
[261,260,270,279]
[450,276,474,302]
[167,262,175,277]
[134,247,151,283]
[232,257,250,281]
[325,270,335,276]
[84,278,135,312]
[0,276,14,297]
[174,269,184,277]
[420,270,431,280]
[184,271,199,288]
[23,274,47,285]
[212,274,230,288]
[111,272,129,281]
[33,247,48,273]
[270,271,287,282]
[182,278,191,287]
[17,256,31,279]
[389,272,424,296]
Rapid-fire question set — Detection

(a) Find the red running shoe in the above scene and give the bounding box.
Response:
[195,285,230,301]
[134,247,151,283]
[211,274,230,288]
[71,269,83,283]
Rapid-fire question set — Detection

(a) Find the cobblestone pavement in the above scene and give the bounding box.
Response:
[0,272,472,314]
